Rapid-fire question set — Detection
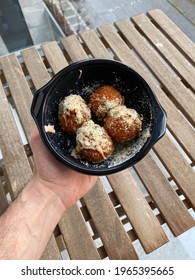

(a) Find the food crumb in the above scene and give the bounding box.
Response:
[78,69,82,79]
[141,128,151,138]
[44,124,56,134]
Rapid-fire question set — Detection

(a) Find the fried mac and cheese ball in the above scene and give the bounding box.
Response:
[88,85,123,121]
[58,94,91,134]
[74,120,114,163]
[104,105,142,142]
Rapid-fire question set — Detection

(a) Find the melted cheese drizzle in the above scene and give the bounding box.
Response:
[96,97,122,118]
[75,120,112,157]
[109,105,139,125]
[59,94,91,124]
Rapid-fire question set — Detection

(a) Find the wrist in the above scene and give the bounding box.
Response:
[29,174,67,214]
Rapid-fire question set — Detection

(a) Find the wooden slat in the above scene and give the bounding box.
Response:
[107,170,168,254]
[154,134,195,207]
[59,204,100,260]
[148,9,195,65]
[132,14,195,91]
[160,98,195,162]
[114,20,195,125]
[134,154,195,236]
[41,234,61,260]
[80,29,113,59]
[96,23,195,162]
[83,180,138,259]
[61,35,88,62]
[42,41,69,74]
[0,181,8,214]
[55,235,66,253]
[0,80,32,196]
[97,24,142,69]
[0,54,34,138]
[21,48,51,89]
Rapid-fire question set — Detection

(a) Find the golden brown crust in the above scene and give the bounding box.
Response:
[89,85,124,121]
[75,120,114,163]
[58,95,91,134]
[104,106,142,142]
[78,146,113,163]
[59,110,91,134]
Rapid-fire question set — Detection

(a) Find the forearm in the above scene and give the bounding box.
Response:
[0,177,66,260]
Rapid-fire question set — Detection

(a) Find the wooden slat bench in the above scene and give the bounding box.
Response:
[0,9,194,259]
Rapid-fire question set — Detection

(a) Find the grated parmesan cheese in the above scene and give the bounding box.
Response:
[58,94,91,124]
[75,120,113,158]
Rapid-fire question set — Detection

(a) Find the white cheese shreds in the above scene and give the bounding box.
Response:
[108,105,139,125]
[75,120,112,157]
[58,94,91,124]
[96,98,122,119]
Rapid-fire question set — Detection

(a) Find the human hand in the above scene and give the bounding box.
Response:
[30,127,98,210]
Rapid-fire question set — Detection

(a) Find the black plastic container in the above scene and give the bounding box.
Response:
[31,59,166,175]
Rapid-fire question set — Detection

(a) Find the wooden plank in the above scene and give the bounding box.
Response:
[132,14,195,91]
[0,181,8,214]
[107,170,168,254]
[158,96,195,162]
[114,20,195,125]
[148,9,195,65]
[154,134,195,207]
[134,154,195,236]
[97,24,142,69]
[0,54,34,138]
[83,180,138,259]
[21,47,51,89]
[61,35,88,62]
[80,29,113,59]
[59,204,100,260]
[0,80,32,196]
[41,234,61,260]
[0,165,14,200]
[96,23,195,162]
[42,41,69,74]
[55,235,66,253]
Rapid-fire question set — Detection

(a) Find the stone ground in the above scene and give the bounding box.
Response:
[62,0,195,41]
[1,0,194,55]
